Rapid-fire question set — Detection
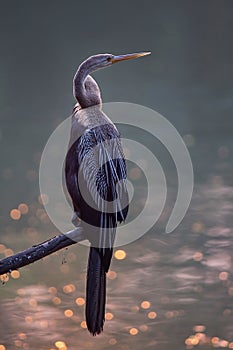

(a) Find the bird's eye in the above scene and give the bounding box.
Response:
[107,57,112,62]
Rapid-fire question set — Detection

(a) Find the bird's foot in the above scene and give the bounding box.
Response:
[71,211,81,227]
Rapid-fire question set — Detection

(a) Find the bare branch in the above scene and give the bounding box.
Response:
[0,227,85,275]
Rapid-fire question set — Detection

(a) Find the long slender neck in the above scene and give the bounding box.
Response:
[73,60,101,109]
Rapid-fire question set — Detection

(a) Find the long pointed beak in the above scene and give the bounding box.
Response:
[110,51,151,64]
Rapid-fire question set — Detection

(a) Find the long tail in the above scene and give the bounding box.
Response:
[86,247,106,335]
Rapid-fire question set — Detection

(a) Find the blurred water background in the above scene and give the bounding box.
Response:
[0,1,233,349]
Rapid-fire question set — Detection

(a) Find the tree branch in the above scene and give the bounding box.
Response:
[0,227,85,275]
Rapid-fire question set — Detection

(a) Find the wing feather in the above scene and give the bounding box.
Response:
[65,122,128,266]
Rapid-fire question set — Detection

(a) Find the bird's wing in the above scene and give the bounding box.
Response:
[77,124,128,250]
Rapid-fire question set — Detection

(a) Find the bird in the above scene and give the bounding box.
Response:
[65,51,150,335]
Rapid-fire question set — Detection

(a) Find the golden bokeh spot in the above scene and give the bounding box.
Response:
[185,338,192,346]
[109,338,117,345]
[148,311,157,319]
[129,328,138,335]
[10,209,21,220]
[64,309,73,318]
[114,250,126,260]
[76,297,85,306]
[195,333,206,341]
[141,301,151,309]
[0,345,6,350]
[48,287,57,294]
[18,333,27,340]
[107,270,117,279]
[193,252,203,261]
[52,297,61,305]
[25,316,33,323]
[219,340,229,347]
[211,337,220,344]
[0,274,9,284]
[29,298,37,307]
[63,284,76,293]
[80,321,87,329]
[192,222,204,233]
[191,336,199,345]
[11,270,20,279]
[18,203,29,214]
[219,271,229,281]
[38,193,49,205]
[55,341,67,350]
[105,312,114,320]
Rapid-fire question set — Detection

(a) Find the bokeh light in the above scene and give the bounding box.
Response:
[114,250,126,260]
[64,309,73,318]
[75,297,85,306]
[140,301,151,309]
[10,209,21,220]
[18,203,29,214]
[129,328,138,335]
[148,311,157,319]
[105,312,114,320]
[80,321,87,329]
[11,270,20,279]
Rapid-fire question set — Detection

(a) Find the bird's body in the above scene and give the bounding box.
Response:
[65,52,150,335]
[66,104,128,334]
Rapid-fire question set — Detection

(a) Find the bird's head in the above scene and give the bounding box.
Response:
[85,52,151,72]
[74,51,151,108]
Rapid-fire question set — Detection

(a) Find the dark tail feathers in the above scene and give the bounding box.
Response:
[86,247,106,335]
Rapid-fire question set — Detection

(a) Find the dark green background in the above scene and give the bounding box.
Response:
[0,1,233,349]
